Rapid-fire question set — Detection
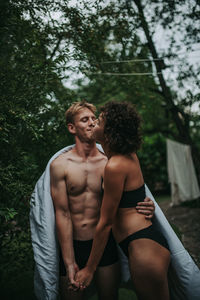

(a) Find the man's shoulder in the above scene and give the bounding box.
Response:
[50,151,73,169]
[97,149,107,159]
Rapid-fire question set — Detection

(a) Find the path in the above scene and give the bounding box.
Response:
[159,199,200,268]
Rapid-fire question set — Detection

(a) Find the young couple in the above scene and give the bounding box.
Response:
[50,100,170,300]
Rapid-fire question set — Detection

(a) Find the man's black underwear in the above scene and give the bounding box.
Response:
[59,231,118,276]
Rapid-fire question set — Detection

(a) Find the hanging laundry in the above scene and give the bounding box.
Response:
[167,139,200,205]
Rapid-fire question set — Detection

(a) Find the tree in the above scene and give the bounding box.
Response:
[130,0,200,179]
[0,1,77,296]
[0,0,75,252]
[56,1,170,190]
[60,0,200,181]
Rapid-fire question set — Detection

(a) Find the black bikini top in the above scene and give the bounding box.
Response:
[119,184,145,208]
[101,178,145,208]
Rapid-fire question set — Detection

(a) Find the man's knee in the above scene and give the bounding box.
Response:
[59,276,82,300]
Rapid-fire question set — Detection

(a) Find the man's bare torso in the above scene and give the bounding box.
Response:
[54,148,107,240]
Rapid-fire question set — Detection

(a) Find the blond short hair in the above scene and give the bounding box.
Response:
[65,100,96,124]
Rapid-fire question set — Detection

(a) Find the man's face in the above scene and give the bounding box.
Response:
[70,108,96,142]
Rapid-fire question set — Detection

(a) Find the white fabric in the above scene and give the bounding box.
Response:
[167,139,200,205]
[30,145,74,300]
[30,144,200,300]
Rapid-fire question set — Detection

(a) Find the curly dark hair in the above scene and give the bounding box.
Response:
[100,101,142,154]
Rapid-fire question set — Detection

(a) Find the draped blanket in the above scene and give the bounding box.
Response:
[30,145,200,300]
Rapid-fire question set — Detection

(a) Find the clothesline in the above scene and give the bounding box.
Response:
[96,49,200,64]
[97,55,200,65]
[59,48,200,67]
[85,72,162,76]
[98,58,163,64]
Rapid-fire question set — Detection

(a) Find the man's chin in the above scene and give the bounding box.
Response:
[81,136,96,144]
[77,132,96,143]
[87,132,96,142]
[86,137,96,144]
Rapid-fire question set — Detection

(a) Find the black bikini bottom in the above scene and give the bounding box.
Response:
[60,231,119,276]
[119,225,170,257]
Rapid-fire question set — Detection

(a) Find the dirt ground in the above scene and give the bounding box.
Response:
[159,199,200,268]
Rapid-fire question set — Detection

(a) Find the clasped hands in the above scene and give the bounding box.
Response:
[75,266,93,290]
[68,265,93,291]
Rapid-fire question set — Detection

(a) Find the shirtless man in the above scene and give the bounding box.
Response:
[50,101,154,300]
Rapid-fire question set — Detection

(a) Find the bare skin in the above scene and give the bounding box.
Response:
[50,107,155,300]
[76,113,170,300]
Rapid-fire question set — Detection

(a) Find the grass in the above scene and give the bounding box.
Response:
[89,288,137,300]
[156,194,171,204]
[1,270,36,300]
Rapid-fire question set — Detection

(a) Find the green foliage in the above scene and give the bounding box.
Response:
[0,230,36,300]
[0,207,18,222]
[138,133,169,191]
[0,0,74,279]
[0,0,71,220]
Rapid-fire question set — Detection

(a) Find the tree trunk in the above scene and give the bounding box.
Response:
[132,0,200,183]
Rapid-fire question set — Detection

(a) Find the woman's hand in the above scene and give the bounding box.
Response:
[75,267,94,290]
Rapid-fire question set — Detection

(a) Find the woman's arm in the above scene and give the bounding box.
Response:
[75,160,125,288]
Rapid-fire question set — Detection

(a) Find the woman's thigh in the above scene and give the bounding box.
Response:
[128,239,170,300]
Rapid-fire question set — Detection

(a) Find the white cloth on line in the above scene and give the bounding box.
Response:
[167,139,200,205]
[30,144,200,300]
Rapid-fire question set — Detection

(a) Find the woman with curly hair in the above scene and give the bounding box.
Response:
[76,101,170,300]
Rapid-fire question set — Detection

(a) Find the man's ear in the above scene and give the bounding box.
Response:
[67,123,76,135]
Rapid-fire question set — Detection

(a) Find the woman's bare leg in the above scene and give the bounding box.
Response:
[95,262,121,300]
[128,239,170,300]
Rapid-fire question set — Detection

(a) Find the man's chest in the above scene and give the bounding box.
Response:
[65,160,104,196]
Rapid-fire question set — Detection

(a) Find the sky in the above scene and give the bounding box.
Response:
[49,0,200,112]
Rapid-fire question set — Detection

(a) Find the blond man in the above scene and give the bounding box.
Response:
[50,101,154,300]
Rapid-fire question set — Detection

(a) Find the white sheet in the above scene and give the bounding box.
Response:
[30,144,200,300]
[167,139,200,205]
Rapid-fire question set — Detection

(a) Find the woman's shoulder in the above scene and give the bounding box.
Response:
[104,156,127,181]
[107,153,139,171]
[106,154,129,171]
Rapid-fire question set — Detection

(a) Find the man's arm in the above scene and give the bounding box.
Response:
[136,197,155,219]
[50,160,79,289]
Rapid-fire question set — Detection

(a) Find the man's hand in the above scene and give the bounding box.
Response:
[75,267,94,290]
[67,263,80,291]
[136,197,155,219]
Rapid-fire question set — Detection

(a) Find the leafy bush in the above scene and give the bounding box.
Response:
[138,133,169,192]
